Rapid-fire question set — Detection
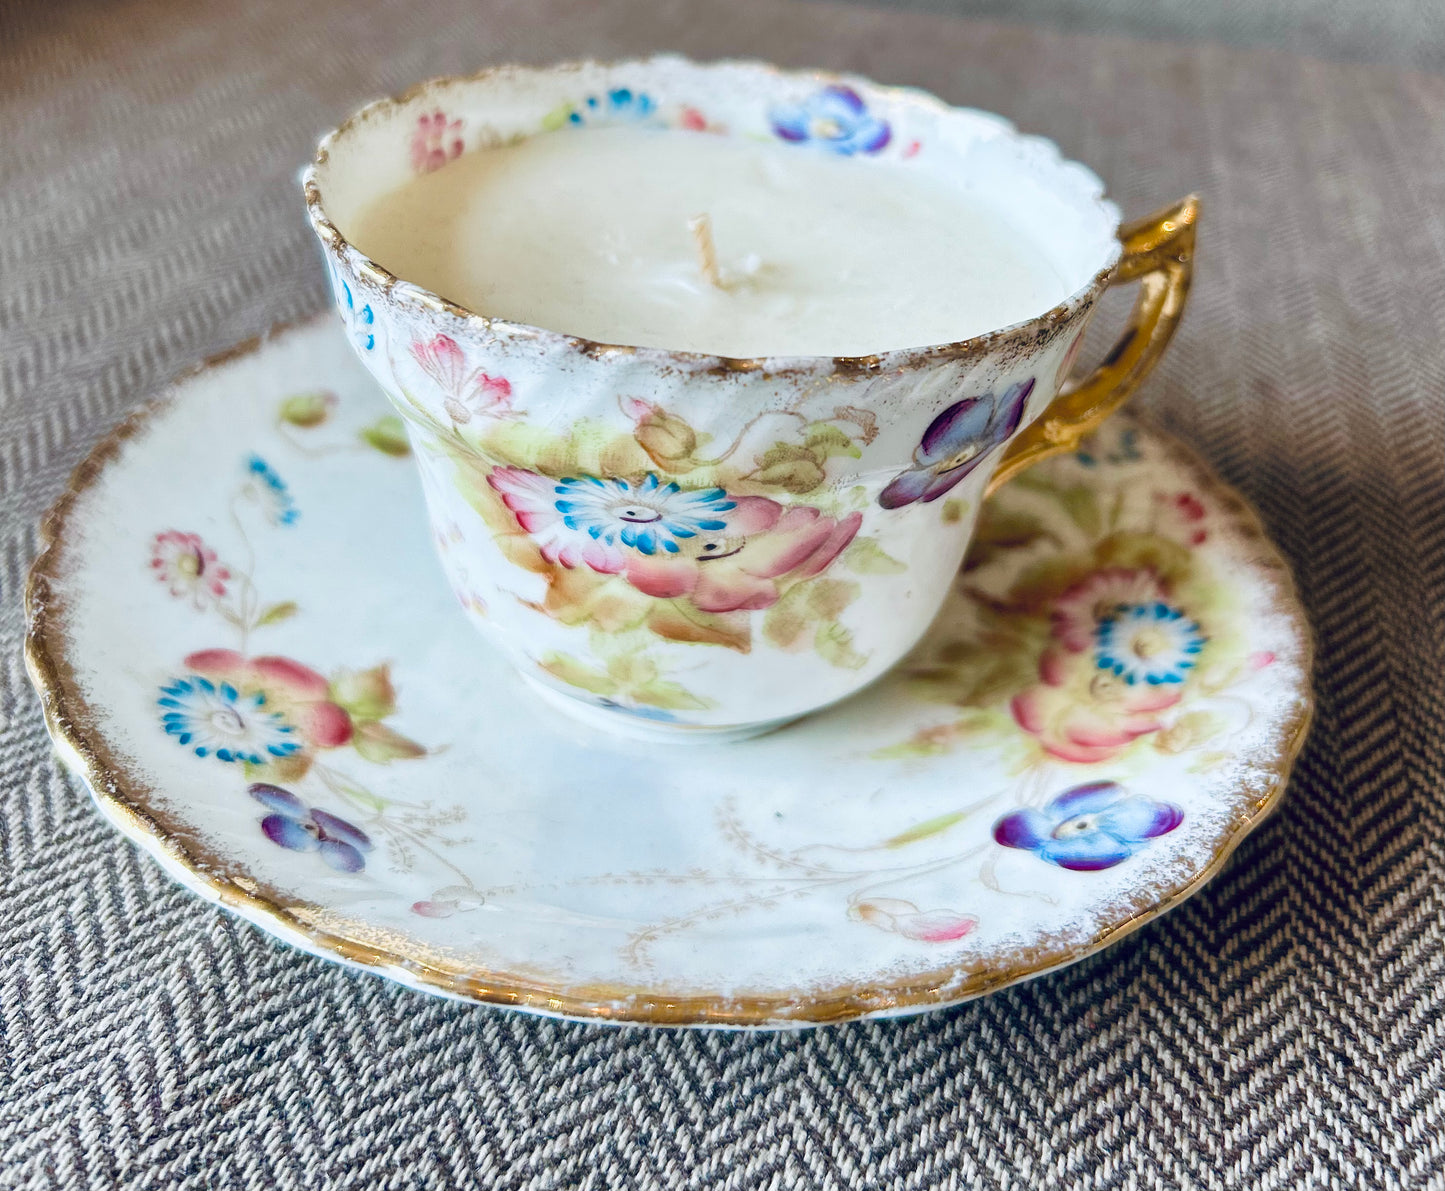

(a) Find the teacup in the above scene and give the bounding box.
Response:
[302,57,1197,741]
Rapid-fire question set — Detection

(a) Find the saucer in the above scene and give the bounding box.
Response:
[25,317,1313,1027]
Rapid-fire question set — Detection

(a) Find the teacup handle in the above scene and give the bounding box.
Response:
[986,194,1200,496]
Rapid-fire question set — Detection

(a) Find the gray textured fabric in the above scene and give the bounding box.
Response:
[843,0,1445,73]
[4,0,1445,1186]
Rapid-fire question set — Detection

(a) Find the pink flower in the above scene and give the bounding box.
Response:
[1156,491,1208,545]
[1051,568,1167,652]
[181,651,423,778]
[676,106,726,134]
[487,468,861,613]
[410,110,463,174]
[412,885,485,918]
[850,898,977,942]
[624,498,862,613]
[1010,645,1181,764]
[150,531,231,608]
[409,334,512,423]
[185,649,354,752]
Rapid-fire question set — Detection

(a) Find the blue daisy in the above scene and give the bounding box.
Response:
[158,676,300,765]
[338,278,375,351]
[1094,602,1206,686]
[551,473,735,557]
[244,455,298,526]
[567,88,658,126]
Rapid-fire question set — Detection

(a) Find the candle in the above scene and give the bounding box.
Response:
[345,127,1070,358]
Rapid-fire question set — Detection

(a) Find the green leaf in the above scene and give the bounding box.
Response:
[1060,485,1102,536]
[814,621,866,669]
[843,537,906,575]
[753,444,825,493]
[802,422,861,460]
[969,507,1049,567]
[872,739,951,761]
[351,720,427,764]
[330,664,397,722]
[647,602,751,652]
[540,104,576,132]
[884,810,967,848]
[633,679,712,711]
[761,584,814,650]
[360,415,411,457]
[941,498,969,525]
[1094,531,1193,585]
[278,390,335,428]
[907,638,1039,708]
[540,653,617,696]
[606,653,659,688]
[805,577,859,622]
[255,600,298,627]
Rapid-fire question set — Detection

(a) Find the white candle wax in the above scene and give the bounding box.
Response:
[348,127,1070,358]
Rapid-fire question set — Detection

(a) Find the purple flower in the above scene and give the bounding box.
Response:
[878,379,1034,509]
[770,85,891,155]
[249,782,373,872]
[992,781,1183,871]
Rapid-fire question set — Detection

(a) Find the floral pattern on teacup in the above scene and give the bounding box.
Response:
[410,109,464,174]
[410,334,513,425]
[393,346,905,705]
[771,85,891,155]
[878,380,1034,509]
[335,277,376,353]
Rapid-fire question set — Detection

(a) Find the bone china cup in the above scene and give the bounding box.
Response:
[302,57,1197,742]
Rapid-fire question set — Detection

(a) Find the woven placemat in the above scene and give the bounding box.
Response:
[3,0,1444,1185]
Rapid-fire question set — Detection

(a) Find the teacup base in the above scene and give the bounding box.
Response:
[521,675,801,744]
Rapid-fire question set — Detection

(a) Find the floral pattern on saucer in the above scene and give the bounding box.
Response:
[878,436,1282,771]
[24,318,1312,1026]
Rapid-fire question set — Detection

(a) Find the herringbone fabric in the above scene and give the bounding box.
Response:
[3,0,1444,1186]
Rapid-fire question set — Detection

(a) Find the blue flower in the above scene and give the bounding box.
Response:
[878,380,1034,508]
[249,783,373,872]
[993,782,1184,871]
[244,455,298,526]
[555,474,735,555]
[492,467,737,562]
[598,699,679,723]
[338,278,375,351]
[771,85,891,155]
[1095,603,1205,686]
[158,676,300,765]
[568,88,657,126]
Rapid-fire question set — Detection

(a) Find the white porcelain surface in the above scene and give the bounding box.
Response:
[303,57,1128,736]
[26,318,1312,1027]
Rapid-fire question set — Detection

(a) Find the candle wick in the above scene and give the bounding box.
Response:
[688,213,725,289]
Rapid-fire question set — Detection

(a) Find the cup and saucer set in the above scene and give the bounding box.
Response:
[25,59,1311,1028]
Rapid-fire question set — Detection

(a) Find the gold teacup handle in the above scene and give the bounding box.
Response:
[987,194,1200,496]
